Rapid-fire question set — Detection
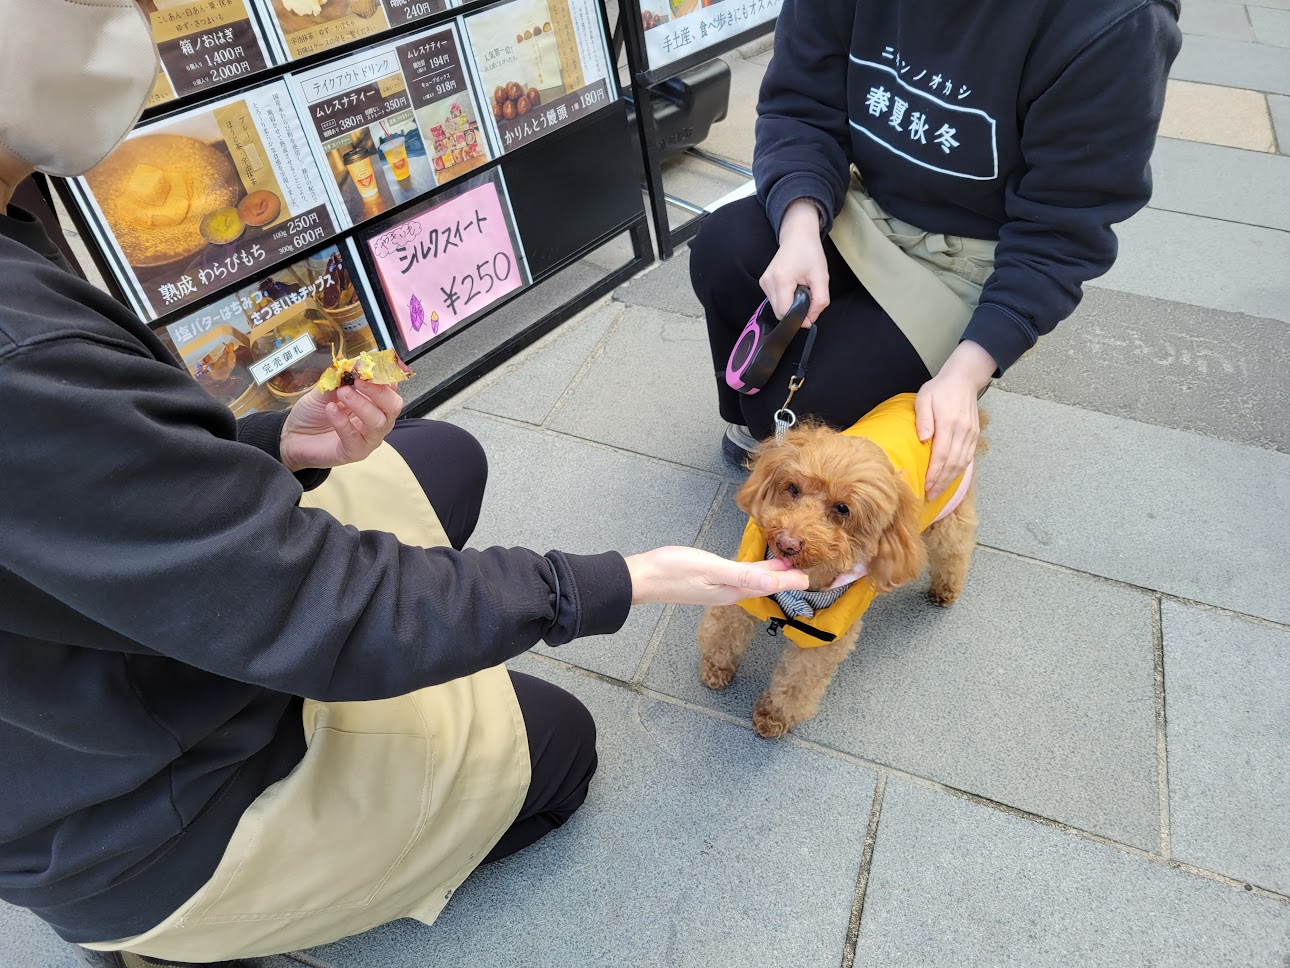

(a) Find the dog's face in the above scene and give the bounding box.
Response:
[736,423,925,593]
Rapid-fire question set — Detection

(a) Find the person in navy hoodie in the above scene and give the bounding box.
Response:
[692,0,1181,501]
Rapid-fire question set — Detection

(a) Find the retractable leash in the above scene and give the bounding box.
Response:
[772,322,820,441]
[725,286,812,395]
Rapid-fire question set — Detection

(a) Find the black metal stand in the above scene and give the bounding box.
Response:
[53,0,654,418]
[618,0,776,258]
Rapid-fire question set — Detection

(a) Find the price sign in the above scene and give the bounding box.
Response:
[367,172,528,353]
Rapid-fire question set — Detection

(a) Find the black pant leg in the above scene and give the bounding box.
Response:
[689,196,784,426]
[383,419,487,551]
[481,671,598,863]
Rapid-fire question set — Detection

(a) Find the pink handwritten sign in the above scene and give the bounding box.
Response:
[368,178,525,352]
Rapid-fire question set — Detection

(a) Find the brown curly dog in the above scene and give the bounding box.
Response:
[697,416,986,738]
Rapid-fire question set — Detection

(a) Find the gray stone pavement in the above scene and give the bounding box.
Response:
[5,11,1290,968]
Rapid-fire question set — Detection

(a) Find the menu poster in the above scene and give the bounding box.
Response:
[366,168,529,356]
[256,0,454,61]
[465,0,613,154]
[291,23,490,229]
[640,0,782,71]
[156,244,379,415]
[76,81,338,319]
[138,0,276,107]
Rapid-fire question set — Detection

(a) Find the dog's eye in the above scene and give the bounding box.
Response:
[833,503,850,517]
[786,482,800,498]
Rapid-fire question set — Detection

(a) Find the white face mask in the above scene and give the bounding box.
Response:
[0,0,160,177]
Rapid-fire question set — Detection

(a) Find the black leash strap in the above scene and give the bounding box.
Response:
[766,615,837,644]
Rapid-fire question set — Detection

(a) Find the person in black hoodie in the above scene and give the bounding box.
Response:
[692,0,1181,500]
[0,3,808,966]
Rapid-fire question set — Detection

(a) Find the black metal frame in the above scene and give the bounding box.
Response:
[615,0,775,258]
[51,0,654,416]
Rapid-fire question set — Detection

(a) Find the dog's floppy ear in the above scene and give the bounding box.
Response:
[734,438,784,518]
[866,475,925,594]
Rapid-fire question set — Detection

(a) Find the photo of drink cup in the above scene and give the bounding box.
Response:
[343,147,380,199]
[381,137,410,181]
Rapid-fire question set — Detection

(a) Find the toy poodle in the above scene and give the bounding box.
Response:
[697,396,985,738]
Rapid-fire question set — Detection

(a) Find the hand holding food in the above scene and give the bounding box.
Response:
[279,349,412,471]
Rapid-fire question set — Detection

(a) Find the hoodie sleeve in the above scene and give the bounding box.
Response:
[962,2,1181,373]
[752,0,857,237]
[0,333,632,703]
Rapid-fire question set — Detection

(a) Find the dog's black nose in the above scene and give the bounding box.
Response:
[774,535,803,557]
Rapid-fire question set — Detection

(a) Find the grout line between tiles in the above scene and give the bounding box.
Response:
[519,652,1290,910]
[973,543,1290,632]
[539,303,631,427]
[1153,594,1173,859]
[840,775,886,968]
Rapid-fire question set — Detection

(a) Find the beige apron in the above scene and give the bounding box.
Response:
[84,442,531,962]
[828,168,998,376]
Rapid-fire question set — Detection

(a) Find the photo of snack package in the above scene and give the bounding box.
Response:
[158,244,380,415]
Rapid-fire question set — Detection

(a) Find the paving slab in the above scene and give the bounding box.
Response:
[446,410,719,680]
[546,304,735,478]
[1180,0,1256,40]
[1158,79,1277,151]
[0,902,79,968]
[1250,3,1290,43]
[975,391,1290,624]
[1163,602,1290,894]
[1170,34,1290,94]
[855,780,1290,967]
[613,246,704,316]
[659,153,751,230]
[644,545,1161,849]
[293,656,877,968]
[1093,207,1290,323]
[1269,92,1290,151]
[394,258,610,408]
[462,303,619,424]
[1243,0,1290,10]
[996,286,1290,453]
[1150,137,1290,227]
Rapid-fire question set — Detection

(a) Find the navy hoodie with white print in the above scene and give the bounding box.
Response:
[753,0,1182,373]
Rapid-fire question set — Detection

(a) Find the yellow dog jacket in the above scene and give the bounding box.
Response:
[735,394,971,648]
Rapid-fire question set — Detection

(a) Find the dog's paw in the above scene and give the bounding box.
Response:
[928,584,961,608]
[752,695,791,738]
[699,657,735,690]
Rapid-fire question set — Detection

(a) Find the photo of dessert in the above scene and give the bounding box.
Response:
[85,109,288,272]
[465,0,613,153]
[266,0,392,59]
[159,245,379,415]
[73,82,339,319]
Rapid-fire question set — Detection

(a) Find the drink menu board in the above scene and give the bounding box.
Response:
[138,0,277,107]
[638,0,782,72]
[156,243,380,414]
[255,0,456,60]
[364,167,528,357]
[290,22,492,229]
[464,0,613,153]
[74,81,338,319]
